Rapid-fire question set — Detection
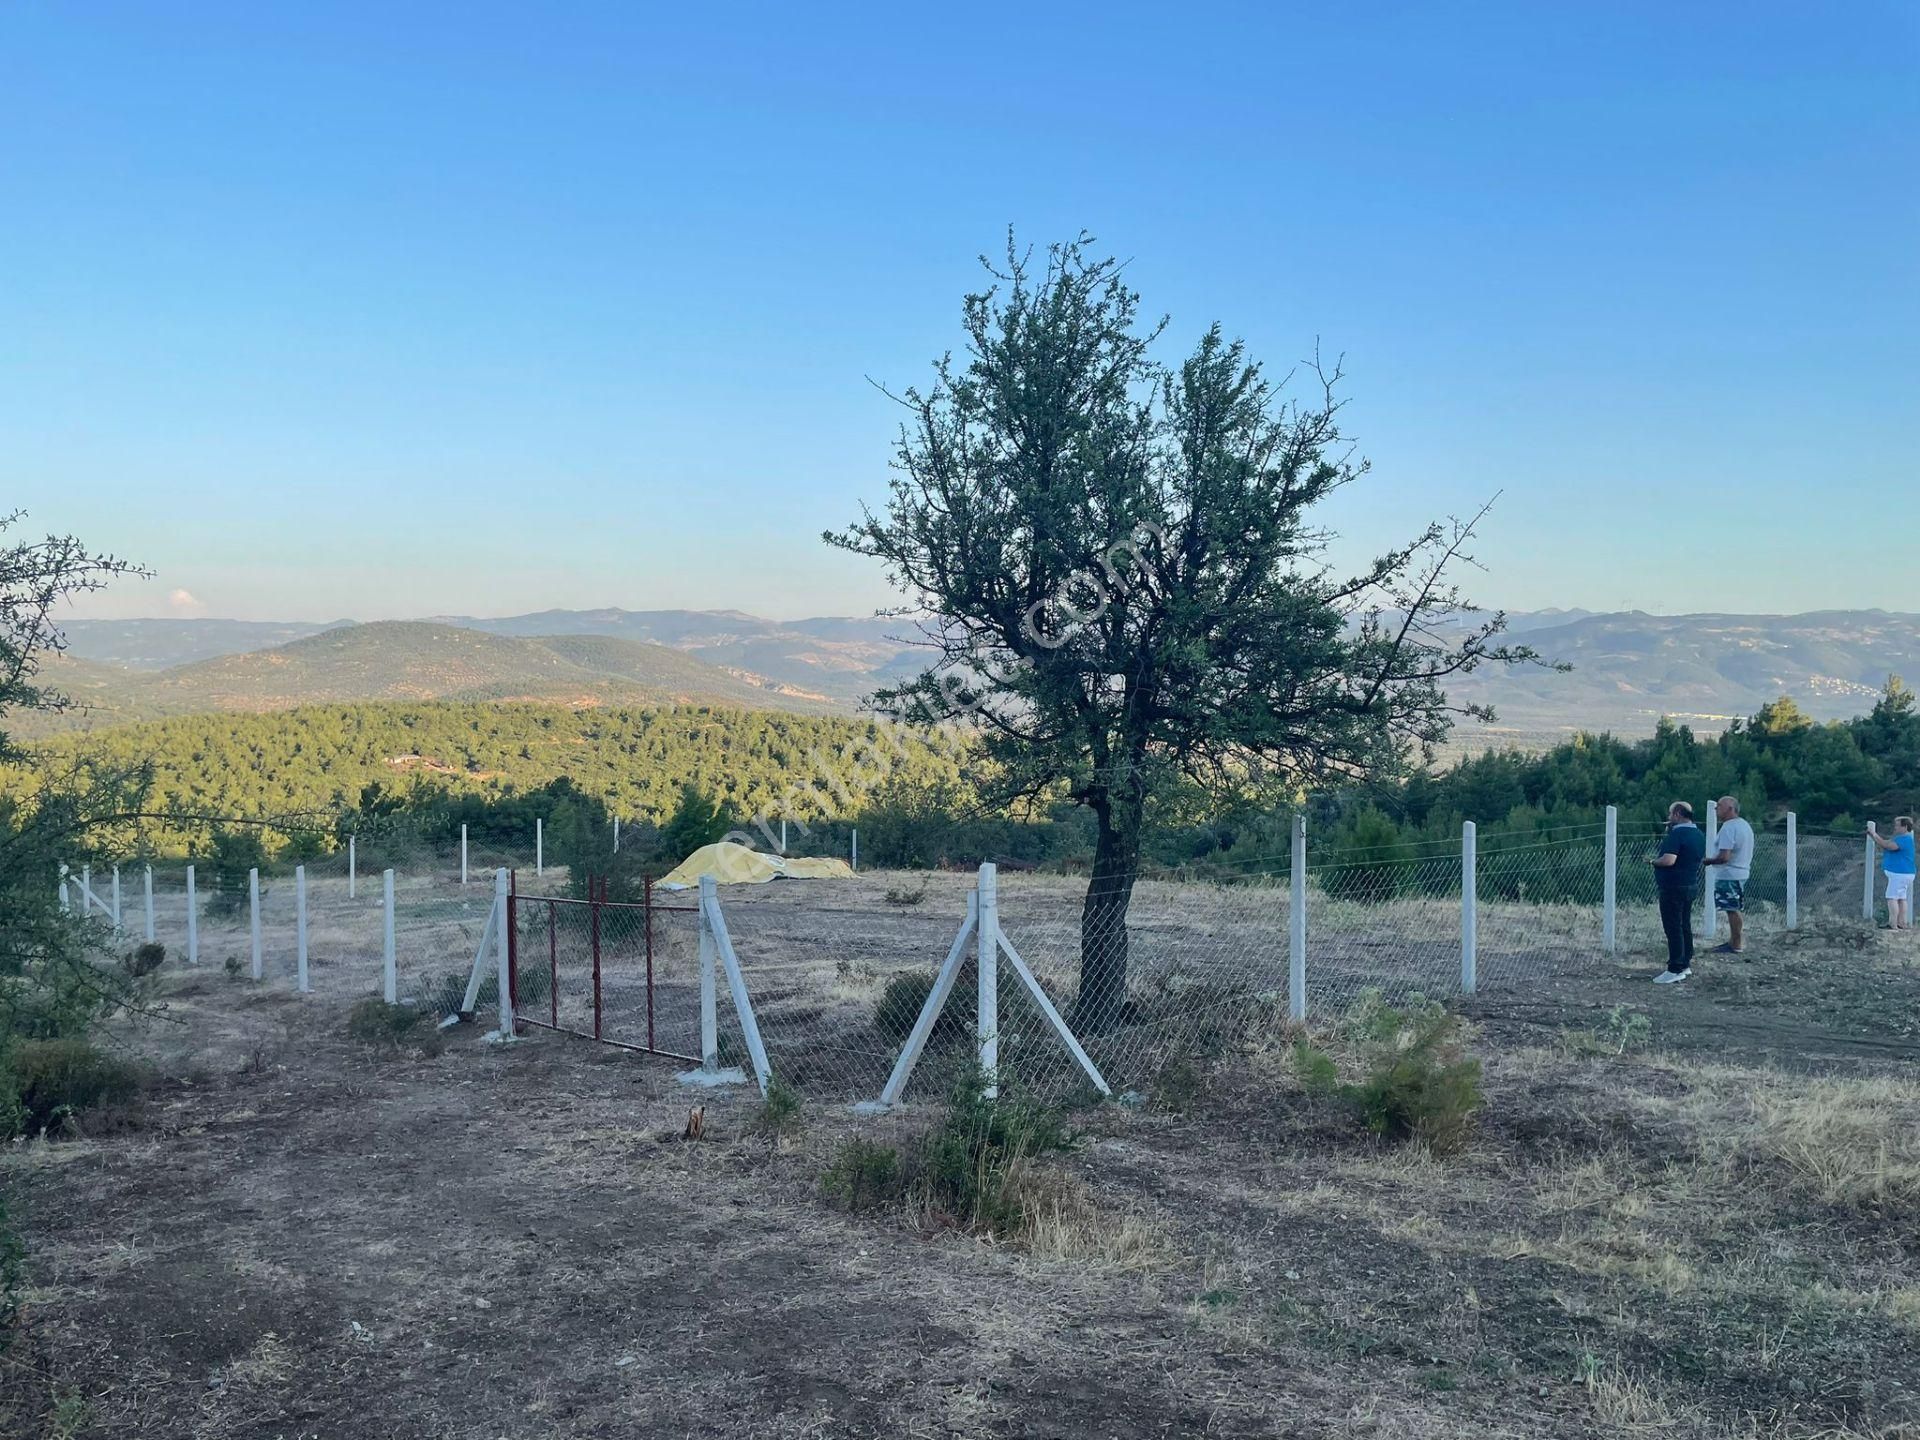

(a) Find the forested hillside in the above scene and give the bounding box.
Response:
[4,701,967,857]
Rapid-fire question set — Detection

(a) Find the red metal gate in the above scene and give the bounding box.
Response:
[506,873,702,1063]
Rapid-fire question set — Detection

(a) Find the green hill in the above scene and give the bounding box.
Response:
[5,700,965,856]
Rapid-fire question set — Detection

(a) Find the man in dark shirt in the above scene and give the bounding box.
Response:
[1650,801,1707,983]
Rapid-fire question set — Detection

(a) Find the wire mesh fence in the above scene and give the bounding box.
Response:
[62,807,1905,1106]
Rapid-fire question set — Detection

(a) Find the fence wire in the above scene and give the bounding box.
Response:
[72,813,1901,1105]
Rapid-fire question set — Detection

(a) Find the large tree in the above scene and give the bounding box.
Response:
[829,237,1534,1028]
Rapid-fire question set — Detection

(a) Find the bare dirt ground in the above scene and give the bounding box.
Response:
[5,872,1918,1439]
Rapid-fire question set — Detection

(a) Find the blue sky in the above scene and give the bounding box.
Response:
[3,2,1914,622]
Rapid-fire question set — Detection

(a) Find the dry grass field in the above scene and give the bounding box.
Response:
[4,870,1918,1438]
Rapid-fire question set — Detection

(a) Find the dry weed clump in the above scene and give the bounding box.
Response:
[1740,1075,1920,1218]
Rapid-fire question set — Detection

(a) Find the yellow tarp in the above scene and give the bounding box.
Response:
[656,841,856,890]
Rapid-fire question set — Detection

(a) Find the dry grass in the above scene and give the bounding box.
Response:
[223,1331,294,1388]
[1021,1173,1165,1271]
[1740,1076,1920,1216]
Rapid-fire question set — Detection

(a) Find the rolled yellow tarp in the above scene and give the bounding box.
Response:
[656,840,856,890]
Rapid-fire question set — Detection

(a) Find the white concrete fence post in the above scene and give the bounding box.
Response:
[186,864,199,964]
[492,868,514,1038]
[1785,812,1799,930]
[111,866,122,930]
[1603,805,1619,954]
[296,864,311,993]
[535,817,543,877]
[1702,803,1720,941]
[851,828,859,873]
[382,869,397,1004]
[780,818,788,854]
[1864,832,1877,923]
[1288,814,1308,1023]
[461,824,469,885]
[977,861,999,1099]
[143,864,155,942]
[348,835,356,899]
[249,868,263,981]
[58,865,70,913]
[698,875,718,1069]
[1461,820,1478,996]
[613,817,620,854]
[81,864,92,917]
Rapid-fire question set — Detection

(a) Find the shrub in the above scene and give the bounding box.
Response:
[821,1138,904,1212]
[873,969,969,1046]
[749,1077,804,1138]
[870,965,1051,1049]
[3,1039,144,1138]
[123,941,166,977]
[1293,998,1482,1154]
[913,1073,1078,1237]
[346,997,431,1047]
[884,880,929,907]
[203,827,269,916]
[1563,1005,1653,1058]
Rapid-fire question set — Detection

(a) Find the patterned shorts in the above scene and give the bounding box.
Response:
[1714,878,1746,913]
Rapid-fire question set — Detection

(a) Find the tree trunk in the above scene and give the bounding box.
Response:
[1075,794,1142,1033]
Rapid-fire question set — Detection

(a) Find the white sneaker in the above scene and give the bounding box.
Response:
[1654,969,1690,984]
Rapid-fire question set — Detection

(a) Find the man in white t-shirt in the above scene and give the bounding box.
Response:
[1704,794,1755,954]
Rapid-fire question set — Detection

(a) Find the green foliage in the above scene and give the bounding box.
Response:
[913,1073,1078,1236]
[658,782,730,861]
[821,1138,904,1212]
[869,964,1051,1050]
[829,234,1529,1026]
[820,1075,1078,1240]
[1293,996,1483,1153]
[749,1077,804,1138]
[203,826,269,915]
[0,1183,22,1342]
[124,941,166,977]
[3,702,972,861]
[872,969,963,1046]
[345,997,433,1048]
[3,1038,144,1138]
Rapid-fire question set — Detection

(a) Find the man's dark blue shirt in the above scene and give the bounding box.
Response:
[1657,821,1706,893]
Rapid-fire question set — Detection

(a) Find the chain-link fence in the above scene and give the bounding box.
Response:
[61,807,1898,1104]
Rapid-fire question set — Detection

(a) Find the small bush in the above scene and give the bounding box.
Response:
[870,964,1050,1048]
[822,1138,904,1211]
[749,1077,804,1138]
[1563,1005,1653,1058]
[884,880,930,907]
[123,941,166,977]
[914,1072,1078,1236]
[821,1075,1092,1248]
[873,970,968,1046]
[3,1039,144,1138]
[346,998,432,1048]
[1293,998,1482,1154]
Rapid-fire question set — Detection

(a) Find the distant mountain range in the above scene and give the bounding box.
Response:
[28,606,1920,748]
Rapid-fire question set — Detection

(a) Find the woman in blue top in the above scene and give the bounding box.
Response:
[1868,816,1916,930]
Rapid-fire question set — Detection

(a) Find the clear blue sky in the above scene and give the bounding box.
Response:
[4,2,1914,622]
